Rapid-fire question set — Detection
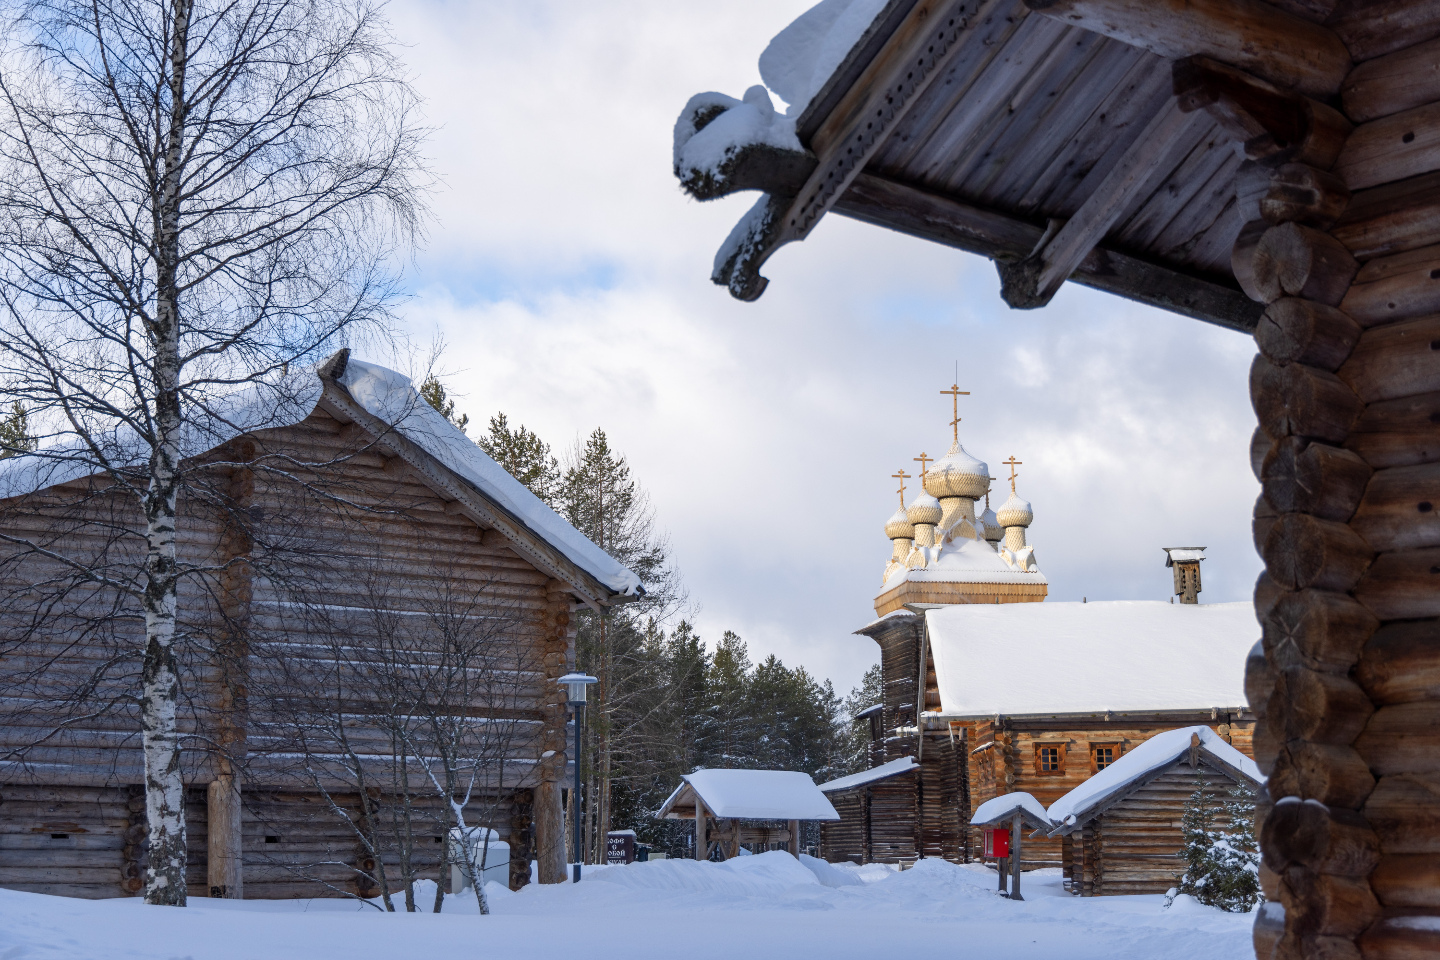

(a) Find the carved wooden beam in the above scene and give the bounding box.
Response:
[1024,0,1351,96]
[995,98,1208,309]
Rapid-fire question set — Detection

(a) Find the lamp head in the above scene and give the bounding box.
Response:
[557,672,598,706]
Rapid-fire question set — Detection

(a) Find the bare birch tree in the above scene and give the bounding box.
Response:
[0,0,426,904]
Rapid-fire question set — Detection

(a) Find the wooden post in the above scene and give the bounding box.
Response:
[534,780,566,884]
[998,847,1008,893]
[535,581,572,884]
[206,775,242,899]
[1009,811,1024,901]
[695,799,708,862]
[788,819,800,858]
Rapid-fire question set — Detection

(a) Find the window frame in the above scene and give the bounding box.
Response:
[1090,741,1123,774]
[1033,742,1066,776]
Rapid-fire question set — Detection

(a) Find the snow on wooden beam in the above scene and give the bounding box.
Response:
[1023,0,1351,97]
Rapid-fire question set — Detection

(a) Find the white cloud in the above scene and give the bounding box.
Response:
[387,0,1263,693]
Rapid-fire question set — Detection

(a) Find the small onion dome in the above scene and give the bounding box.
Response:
[996,491,1034,529]
[885,506,915,540]
[924,441,990,499]
[980,505,1002,542]
[906,491,942,526]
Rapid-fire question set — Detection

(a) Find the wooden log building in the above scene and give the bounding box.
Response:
[675,2,1440,953]
[0,350,642,899]
[1047,725,1264,896]
[658,769,839,859]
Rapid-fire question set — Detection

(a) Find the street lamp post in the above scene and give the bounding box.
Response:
[557,673,597,883]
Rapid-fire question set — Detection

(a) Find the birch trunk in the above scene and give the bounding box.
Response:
[138,0,192,906]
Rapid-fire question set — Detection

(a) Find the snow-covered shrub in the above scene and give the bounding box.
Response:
[1166,776,1262,913]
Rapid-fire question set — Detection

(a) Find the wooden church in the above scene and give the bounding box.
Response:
[0,350,640,899]
[675,0,1439,954]
[817,429,1258,870]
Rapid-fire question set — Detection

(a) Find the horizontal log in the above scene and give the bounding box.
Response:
[1252,426,1273,482]
[1339,313,1440,403]
[1253,718,1280,775]
[1261,512,1374,592]
[1329,1,1440,63]
[1268,741,1375,808]
[1369,853,1440,908]
[1246,640,1275,720]
[1354,548,1440,619]
[1255,298,1362,371]
[1355,620,1440,706]
[1235,218,1270,303]
[1280,867,1380,938]
[1263,588,1378,672]
[1363,774,1440,853]
[1333,171,1440,261]
[1268,666,1374,743]
[1351,463,1440,551]
[1354,702,1440,775]
[1261,438,1371,521]
[1342,243,1440,326]
[1251,355,1363,443]
[1345,390,1440,468]
[1336,102,1440,193]
[1256,570,1283,621]
[1359,918,1440,959]
[1252,223,1360,306]
[1341,37,1440,123]
[1261,799,1379,875]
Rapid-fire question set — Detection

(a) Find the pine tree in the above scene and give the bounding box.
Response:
[476,413,561,506]
[840,663,883,774]
[0,402,34,458]
[418,375,468,434]
[1169,774,1263,912]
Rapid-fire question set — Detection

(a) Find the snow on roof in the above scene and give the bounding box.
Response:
[880,536,1048,594]
[758,0,890,115]
[338,359,641,596]
[1165,547,1207,564]
[816,757,918,793]
[1047,725,1262,830]
[0,356,642,598]
[926,601,1256,717]
[970,792,1052,829]
[659,770,840,821]
[852,703,884,720]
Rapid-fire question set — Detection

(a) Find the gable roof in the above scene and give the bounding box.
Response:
[0,351,643,606]
[658,769,840,821]
[817,756,918,793]
[925,600,1256,717]
[1047,725,1263,834]
[970,791,1053,831]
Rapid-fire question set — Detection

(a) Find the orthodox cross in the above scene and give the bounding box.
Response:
[940,384,970,443]
[1003,456,1022,494]
[914,452,932,476]
[892,468,911,507]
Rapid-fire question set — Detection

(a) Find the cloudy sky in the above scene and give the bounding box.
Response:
[384,0,1262,694]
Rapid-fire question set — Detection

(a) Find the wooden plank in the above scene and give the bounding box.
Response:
[1022,0,1351,96]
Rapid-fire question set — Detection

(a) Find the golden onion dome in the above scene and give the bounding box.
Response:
[924,441,990,499]
[996,491,1034,528]
[906,491,942,526]
[885,506,915,540]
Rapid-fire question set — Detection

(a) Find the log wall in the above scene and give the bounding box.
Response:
[1238,9,1440,958]
[0,405,577,898]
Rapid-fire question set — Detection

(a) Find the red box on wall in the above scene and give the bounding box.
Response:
[984,828,1010,858]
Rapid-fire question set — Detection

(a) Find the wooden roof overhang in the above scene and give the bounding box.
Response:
[678,0,1372,333]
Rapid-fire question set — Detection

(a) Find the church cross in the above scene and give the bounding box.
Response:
[940,384,970,443]
[913,452,932,476]
[892,468,911,507]
[1003,456,1022,494]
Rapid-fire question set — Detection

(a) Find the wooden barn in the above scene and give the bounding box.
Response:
[0,350,641,899]
[1048,725,1263,896]
[818,757,920,863]
[674,1,1440,954]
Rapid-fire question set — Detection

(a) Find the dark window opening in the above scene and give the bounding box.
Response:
[1037,745,1062,773]
[49,833,69,840]
[1094,746,1117,770]
[265,835,280,844]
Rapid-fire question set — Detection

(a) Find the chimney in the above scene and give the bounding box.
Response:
[1163,547,1206,604]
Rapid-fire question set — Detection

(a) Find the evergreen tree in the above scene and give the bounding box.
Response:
[0,402,34,458]
[476,413,561,506]
[839,663,883,774]
[418,375,468,433]
[1169,775,1263,912]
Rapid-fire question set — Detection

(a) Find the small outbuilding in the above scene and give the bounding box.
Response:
[969,792,1053,901]
[1046,726,1263,897]
[817,757,920,864]
[658,769,839,860]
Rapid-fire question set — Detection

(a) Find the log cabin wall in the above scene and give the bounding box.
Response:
[0,403,580,899]
[819,772,922,864]
[1240,6,1440,958]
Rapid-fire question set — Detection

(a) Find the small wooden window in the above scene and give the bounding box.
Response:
[1092,743,1123,772]
[1035,744,1064,775]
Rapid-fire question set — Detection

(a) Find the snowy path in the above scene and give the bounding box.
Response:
[0,854,1252,960]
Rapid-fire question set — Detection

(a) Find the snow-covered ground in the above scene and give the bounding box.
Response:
[0,853,1253,960]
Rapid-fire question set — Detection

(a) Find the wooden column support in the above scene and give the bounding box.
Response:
[206,775,243,899]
